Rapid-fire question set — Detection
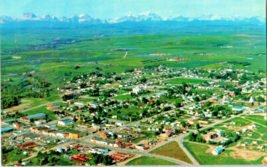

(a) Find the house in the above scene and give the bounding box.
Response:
[262,157,267,164]
[107,140,119,147]
[58,118,74,126]
[198,120,209,124]
[88,102,99,108]
[132,86,144,94]
[90,137,108,145]
[116,122,124,126]
[69,131,86,140]
[249,96,256,103]
[248,124,256,130]
[135,144,145,150]
[163,127,174,133]
[1,118,15,125]
[232,106,243,111]
[56,131,69,138]
[74,102,85,106]
[212,146,224,155]
[159,133,170,138]
[12,123,23,129]
[111,115,117,119]
[35,119,46,126]
[252,141,258,145]
[42,138,57,144]
[99,132,107,139]
[15,142,36,149]
[21,160,30,166]
[1,127,14,134]
[250,108,265,114]
[204,132,218,142]
[21,113,46,123]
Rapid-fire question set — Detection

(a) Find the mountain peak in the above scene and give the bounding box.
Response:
[22,13,37,20]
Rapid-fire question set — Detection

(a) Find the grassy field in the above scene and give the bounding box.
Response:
[112,94,132,100]
[244,115,267,126]
[163,78,208,84]
[224,117,252,126]
[150,141,192,164]
[125,156,178,165]
[24,106,57,120]
[183,142,265,165]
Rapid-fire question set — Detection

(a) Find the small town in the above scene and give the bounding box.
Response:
[1,0,266,166]
[2,65,267,166]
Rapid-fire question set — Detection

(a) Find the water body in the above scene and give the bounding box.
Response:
[247,57,254,60]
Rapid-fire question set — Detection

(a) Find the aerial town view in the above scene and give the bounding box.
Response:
[1,0,266,166]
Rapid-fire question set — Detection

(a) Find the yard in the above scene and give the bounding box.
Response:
[125,156,178,165]
[183,141,267,165]
[150,141,192,164]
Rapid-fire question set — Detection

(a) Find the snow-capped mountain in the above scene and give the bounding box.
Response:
[164,15,188,22]
[108,12,162,23]
[40,15,59,21]
[0,12,265,28]
[22,13,39,20]
[0,16,13,24]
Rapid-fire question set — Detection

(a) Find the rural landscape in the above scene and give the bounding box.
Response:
[1,0,266,166]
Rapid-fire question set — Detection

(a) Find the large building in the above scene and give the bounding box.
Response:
[21,113,46,123]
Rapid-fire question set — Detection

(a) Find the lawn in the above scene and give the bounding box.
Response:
[24,106,57,120]
[244,115,267,126]
[112,94,132,100]
[126,156,178,165]
[224,117,252,127]
[150,141,192,164]
[183,141,265,165]
[163,78,208,85]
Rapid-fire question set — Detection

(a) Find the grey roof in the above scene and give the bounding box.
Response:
[26,113,46,119]
[1,127,14,133]
[2,118,15,123]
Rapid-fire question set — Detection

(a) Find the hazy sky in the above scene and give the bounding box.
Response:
[0,0,265,19]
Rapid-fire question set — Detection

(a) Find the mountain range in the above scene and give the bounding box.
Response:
[0,12,265,28]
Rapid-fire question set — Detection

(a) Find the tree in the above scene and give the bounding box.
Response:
[181,121,187,128]
[30,118,34,123]
[196,134,205,143]
[142,97,148,104]
[188,132,196,141]
[174,129,181,135]
[18,158,22,164]
[257,96,265,103]
[196,123,201,130]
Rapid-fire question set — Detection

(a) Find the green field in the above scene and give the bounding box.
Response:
[244,115,267,126]
[224,117,252,126]
[126,156,178,165]
[150,141,192,164]
[112,94,133,100]
[163,78,208,84]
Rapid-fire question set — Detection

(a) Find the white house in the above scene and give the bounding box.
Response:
[35,119,46,126]
[58,118,74,126]
[132,86,144,94]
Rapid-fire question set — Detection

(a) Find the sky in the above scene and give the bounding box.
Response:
[0,0,265,19]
